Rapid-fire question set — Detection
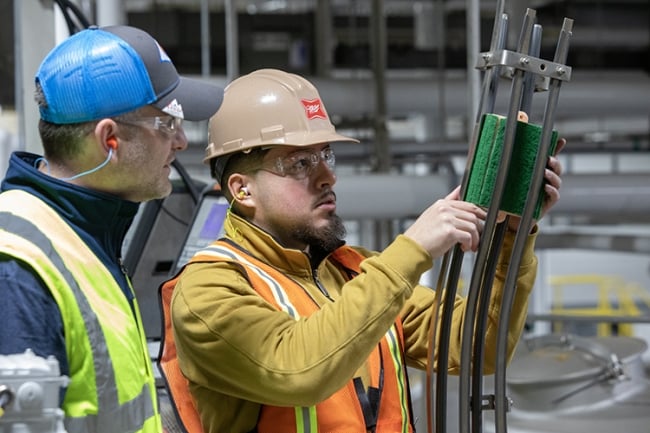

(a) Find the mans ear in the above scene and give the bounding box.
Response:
[95,119,120,155]
[228,174,253,204]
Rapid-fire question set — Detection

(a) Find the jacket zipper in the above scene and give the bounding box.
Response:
[312,268,332,300]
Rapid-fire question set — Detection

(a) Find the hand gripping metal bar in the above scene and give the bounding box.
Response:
[457,9,539,433]
[426,3,508,433]
[493,17,573,433]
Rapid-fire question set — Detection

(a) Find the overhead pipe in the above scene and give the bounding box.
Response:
[310,71,650,121]
[333,173,650,221]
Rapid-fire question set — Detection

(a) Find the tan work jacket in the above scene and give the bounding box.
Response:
[169,212,538,433]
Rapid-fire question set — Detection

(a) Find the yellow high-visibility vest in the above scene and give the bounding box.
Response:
[0,189,161,433]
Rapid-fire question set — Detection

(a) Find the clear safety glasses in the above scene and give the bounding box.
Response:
[254,147,336,180]
[116,116,183,136]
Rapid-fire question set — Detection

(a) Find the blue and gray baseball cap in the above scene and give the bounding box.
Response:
[35,25,223,124]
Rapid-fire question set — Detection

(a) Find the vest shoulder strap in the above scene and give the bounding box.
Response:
[157,240,244,433]
[158,272,202,433]
[158,241,376,433]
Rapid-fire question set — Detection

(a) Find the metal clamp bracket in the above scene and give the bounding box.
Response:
[476,49,572,82]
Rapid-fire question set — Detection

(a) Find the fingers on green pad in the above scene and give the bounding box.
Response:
[465,113,558,219]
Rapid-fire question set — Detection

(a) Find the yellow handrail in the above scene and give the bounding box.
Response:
[548,274,648,337]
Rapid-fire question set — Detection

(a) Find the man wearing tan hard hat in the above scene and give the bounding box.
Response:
[160,68,564,433]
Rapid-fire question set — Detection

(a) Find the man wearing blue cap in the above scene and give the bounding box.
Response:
[0,25,223,433]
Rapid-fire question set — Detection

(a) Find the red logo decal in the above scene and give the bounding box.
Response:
[301,99,327,120]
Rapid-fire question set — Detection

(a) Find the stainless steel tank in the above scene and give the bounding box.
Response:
[483,334,650,433]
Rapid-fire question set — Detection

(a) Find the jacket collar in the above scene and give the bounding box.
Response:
[223,211,323,278]
[1,151,139,264]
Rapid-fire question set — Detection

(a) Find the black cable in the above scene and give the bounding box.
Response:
[160,204,190,227]
[171,160,201,205]
[52,0,93,34]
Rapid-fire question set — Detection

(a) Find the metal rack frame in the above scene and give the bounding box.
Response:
[426,2,574,433]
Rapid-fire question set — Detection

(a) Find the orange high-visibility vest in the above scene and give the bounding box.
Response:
[159,239,414,433]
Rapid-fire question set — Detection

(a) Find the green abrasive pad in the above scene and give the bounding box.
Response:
[465,113,558,218]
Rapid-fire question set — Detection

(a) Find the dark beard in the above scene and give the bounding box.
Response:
[294,213,346,255]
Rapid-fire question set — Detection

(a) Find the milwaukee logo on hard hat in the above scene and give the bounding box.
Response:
[301,99,327,120]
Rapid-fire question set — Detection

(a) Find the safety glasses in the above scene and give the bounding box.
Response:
[251,147,336,180]
[116,116,183,136]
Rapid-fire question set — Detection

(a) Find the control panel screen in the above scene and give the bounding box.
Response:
[174,192,229,272]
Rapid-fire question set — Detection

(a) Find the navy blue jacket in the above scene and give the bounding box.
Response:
[0,151,139,380]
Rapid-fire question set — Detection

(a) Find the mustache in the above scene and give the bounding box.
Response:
[315,190,337,206]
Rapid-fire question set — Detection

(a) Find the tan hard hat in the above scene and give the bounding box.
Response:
[203,68,358,164]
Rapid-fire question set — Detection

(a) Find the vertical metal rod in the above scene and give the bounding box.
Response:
[200,0,211,78]
[458,9,537,433]
[477,0,509,124]
[459,16,510,432]
[369,0,392,251]
[425,249,450,433]
[435,0,447,141]
[224,0,239,82]
[469,220,507,433]
[370,0,390,173]
[520,24,543,115]
[434,246,465,433]
[493,17,573,433]
[476,15,508,125]
[466,0,481,140]
[469,19,543,433]
[315,0,332,76]
[427,1,506,431]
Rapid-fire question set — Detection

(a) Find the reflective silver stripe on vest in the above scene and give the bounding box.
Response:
[200,245,300,319]
[0,212,154,433]
[198,244,317,430]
